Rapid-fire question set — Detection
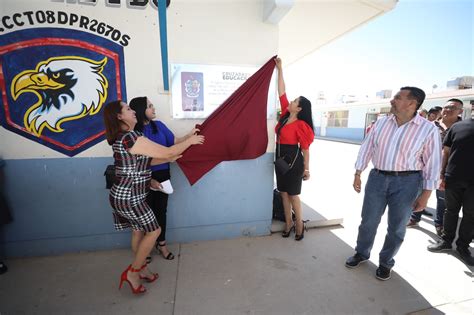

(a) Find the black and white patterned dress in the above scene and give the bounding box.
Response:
[109,131,159,232]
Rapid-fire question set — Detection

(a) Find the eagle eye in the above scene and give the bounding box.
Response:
[52,73,60,79]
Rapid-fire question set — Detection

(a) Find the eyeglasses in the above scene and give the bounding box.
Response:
[443,105,462,111]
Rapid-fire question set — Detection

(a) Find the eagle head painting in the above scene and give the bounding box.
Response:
[11,56,108,136]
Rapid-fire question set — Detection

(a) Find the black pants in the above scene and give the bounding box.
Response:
[443,177,474,249]
[0,191,12,261]
[147,169,170,243]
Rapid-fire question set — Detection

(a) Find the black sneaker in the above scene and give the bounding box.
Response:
[427,240,452,252]
[375,265,391,281]
[456,247,474,266]
[345,253,368,268]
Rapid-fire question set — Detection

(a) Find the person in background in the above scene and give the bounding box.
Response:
[419,108,428,118]
[415,106,444,217]
[427,107,442,122]
[365,120,376,137]
[130,96,199,261]
[428,117,474,266]
[274,58,314,241]
[0,159,12,275]
[103,100,204,294]
[407,99,464,235]
[346,87,441,281]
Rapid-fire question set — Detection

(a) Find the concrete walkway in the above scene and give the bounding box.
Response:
[1,140,472,314]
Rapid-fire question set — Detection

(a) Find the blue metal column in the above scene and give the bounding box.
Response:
[157,0,169,91]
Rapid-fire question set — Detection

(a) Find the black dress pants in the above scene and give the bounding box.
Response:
[443,177,474,249]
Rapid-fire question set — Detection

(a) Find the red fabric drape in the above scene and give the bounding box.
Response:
[177,56,277,185]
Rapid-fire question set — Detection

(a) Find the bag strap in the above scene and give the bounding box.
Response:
[276,118,300,167]
[288,145,300,169]
[276,118,288,159]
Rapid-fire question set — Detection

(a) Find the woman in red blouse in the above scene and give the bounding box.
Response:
[274,58,315,241]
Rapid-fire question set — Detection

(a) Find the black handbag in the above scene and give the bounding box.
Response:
[104,164,116,189]
[274,156,291,175]
[274,118,299,175]
[273,188,296,222]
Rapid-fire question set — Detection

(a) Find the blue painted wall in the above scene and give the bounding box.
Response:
[2,154,274,257]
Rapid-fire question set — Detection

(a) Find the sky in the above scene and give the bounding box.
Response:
[286,0,473,104]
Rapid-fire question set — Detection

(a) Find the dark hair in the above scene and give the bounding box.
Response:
[447,98,464,107]
[129,96,158,134]
[401,86,426,110]
[297,96,314,131]
[278,96,314,132]
[428,108,441,114]
[103,100,124,145]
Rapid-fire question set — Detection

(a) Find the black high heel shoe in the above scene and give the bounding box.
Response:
[282,224,295,238]
[156,242,175,260]
[295,220,308,241]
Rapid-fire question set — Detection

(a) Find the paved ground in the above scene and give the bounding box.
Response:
[0,139,472,315]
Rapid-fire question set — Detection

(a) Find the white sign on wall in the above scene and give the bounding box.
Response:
[170,63,276,119]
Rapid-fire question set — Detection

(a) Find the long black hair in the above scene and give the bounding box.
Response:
[278,96,314,131]
[129,96,158,134]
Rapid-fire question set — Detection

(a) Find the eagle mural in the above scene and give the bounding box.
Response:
[11,56,108,136]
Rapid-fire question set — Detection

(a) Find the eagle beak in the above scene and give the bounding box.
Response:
[11,71,65,100]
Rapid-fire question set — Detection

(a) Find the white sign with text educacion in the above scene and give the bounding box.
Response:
[170,63,277,119]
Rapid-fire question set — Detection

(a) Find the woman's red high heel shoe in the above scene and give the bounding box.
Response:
[139,263,159,283]
[118,265,146,294]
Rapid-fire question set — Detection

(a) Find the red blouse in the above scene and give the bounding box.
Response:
[275,93,314,150]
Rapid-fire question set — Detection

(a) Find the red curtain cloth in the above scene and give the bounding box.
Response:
[177,56,277,185]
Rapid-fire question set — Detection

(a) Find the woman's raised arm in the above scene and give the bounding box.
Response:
[275,57,286,97]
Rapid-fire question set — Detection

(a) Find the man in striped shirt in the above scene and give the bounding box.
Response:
[345,87,442,281]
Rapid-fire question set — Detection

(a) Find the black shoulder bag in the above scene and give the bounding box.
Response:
[104,164,116,189]
[274,118,299,175]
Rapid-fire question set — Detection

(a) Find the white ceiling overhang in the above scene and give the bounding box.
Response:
[272,0,398,64]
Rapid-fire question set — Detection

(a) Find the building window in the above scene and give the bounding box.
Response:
[327,110,349,127]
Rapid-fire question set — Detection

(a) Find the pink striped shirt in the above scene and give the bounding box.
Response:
[355,114,442,190]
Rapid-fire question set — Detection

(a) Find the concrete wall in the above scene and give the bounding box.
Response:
[2,155,273,257]
[0,0,278,257]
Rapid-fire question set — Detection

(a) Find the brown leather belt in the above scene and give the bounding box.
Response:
[374,169,420,176]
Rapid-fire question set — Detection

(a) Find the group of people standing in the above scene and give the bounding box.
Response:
[102,57,317,294]
[407,100,464,235]
[102,56,472,295]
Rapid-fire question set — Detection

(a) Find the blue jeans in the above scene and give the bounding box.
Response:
[410,189,445,226]
[355,169,422,268]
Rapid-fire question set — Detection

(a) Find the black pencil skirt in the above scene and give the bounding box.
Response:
[275,144,304,196]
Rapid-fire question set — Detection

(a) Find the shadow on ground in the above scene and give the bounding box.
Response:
[0,227,447,315]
